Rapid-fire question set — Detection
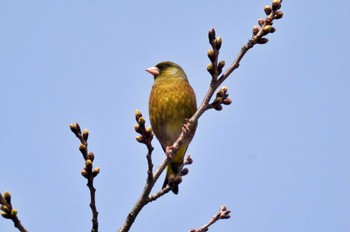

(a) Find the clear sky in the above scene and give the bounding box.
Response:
[1,1,349,231]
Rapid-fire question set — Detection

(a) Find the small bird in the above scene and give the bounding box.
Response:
[147,61,197,194]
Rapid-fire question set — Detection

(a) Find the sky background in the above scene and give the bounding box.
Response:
[1,1,349,231]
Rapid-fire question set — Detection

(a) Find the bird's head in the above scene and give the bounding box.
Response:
[146,61,188,81]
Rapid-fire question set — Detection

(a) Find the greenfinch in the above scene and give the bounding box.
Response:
[147,61,197,194]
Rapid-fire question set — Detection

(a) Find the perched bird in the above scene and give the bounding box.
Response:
[147,61,197,194]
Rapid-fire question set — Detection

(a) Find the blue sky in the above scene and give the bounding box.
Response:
[1,1,349,231]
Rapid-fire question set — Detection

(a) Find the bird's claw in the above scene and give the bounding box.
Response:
[165,146,175,159]
[182,119,191,136]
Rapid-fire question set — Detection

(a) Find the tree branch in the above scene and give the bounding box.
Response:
[70,123,100,232]
[120,1,284,231]
[0,192,28,232]
[190,205,231,232]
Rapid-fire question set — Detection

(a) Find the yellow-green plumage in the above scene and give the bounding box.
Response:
[147,61,197,194]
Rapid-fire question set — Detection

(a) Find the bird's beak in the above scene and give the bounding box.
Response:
[146,66,159,76]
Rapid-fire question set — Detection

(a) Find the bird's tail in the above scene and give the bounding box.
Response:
[162,145,188,195]
[162,163,179,194]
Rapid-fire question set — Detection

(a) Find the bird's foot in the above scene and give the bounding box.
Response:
[165,146,175,160]
[182,119,192,136]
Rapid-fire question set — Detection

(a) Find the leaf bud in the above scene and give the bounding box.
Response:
[208,28,216,41]
[69,123,78,134]
[274,11,283,19]
[207,49,215,62]
[92,167,100,177]
[85,159,93,170]
[263,25,272,35]
[180,168,189,176]
[135,135,143,143]
[215,37,222,50]
[215,105,223,111]
[75,123,81,134]
[79,144,87,154]
[138,117,145,126]
[264,5,272,15]
[82,129,89,141]
[134,124,140,133]
[10,209,17,217]
[257,38,269,44]
[3,191,11,203]
[81,169,89,178]
[272,0,281,11]
[207,64,215,75]
[223,98,232,105]
[1,211,10,219]
[1,205,10,213]
[252,26,260,35]
[135,109,142,120]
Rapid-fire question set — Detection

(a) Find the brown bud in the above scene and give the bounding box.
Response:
[75,123,81,134]
[208,28,216,41]
[207,49,215,62]
[85,159,93,170]
[215,105,223,111]
[274,11,283,19]
[252,26,260,35]
[135,109,142,120]
[180,168,189,176]
[221,86,228,93]
[145,127,152,134]
[223,98,232,105]
[92,167,100,177]
[135,135,143,143]
[145,127,153,139]
[79,144,87,154]
[3,191,11,204]
[1,205,10,213]
[134,124,140,133]
[82,129,89,141]
[10,209,17,217]
[263,25,272,35]
[81,169,89,178]
[215,37,222,50]
[264,5,272,15]
[270,27,276,33]
[272,0,281,11]
[257,38,269,44]
[218,61,225,75]
[138,117,145,126]
[69,123,78,134]
[207,64,215,75]
[1,211,10,219]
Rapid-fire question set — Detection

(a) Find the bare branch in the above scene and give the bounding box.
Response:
[190,205,231,232]
[70,123,99,232]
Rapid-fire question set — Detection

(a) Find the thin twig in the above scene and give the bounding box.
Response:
[0,192,28,232]
[190,205,231,232]
[70,123,99,232]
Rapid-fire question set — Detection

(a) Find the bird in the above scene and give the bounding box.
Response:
[147,61,197,194]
